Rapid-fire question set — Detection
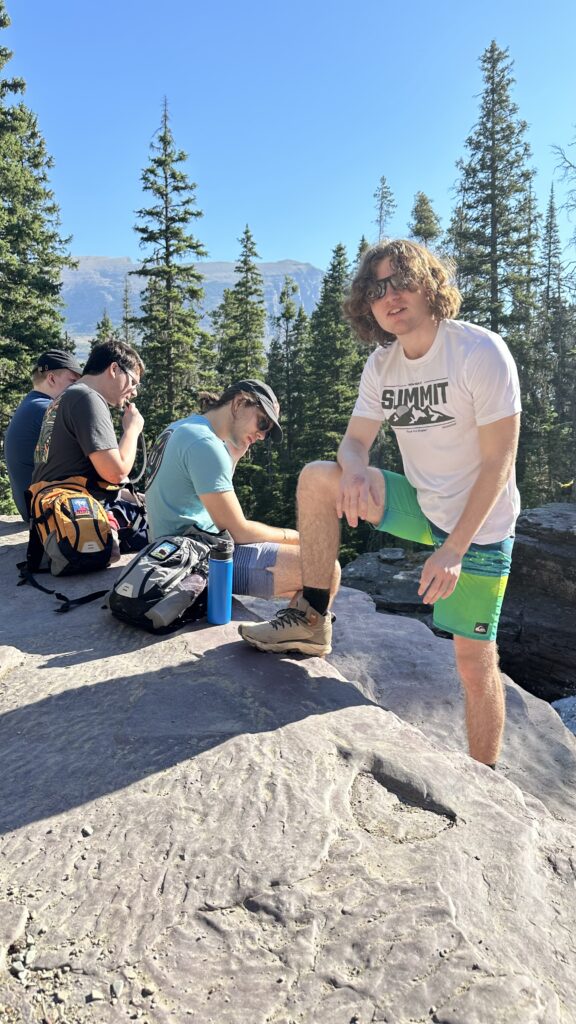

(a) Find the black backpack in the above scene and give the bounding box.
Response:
[106,527,232,634]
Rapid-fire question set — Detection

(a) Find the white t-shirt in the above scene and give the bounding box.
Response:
[352,319,522,544]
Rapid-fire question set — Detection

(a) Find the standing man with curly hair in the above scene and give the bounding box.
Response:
[239,240,522,768]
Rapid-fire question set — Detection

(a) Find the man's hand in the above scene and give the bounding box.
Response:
[336,467,379,528]
[418,543,462,604]
[122,402,144,435]
[336,417,383,527]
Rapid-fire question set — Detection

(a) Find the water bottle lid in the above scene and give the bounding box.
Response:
[210,537,234,559]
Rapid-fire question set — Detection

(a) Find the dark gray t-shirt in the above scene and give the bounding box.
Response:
[32,381,118,484]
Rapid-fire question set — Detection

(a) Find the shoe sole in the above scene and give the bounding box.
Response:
[239,631,331,657]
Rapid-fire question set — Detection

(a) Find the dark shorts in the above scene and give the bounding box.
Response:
[377,470,514,642]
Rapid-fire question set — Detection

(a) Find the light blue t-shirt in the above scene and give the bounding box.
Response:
[145,414,233,539]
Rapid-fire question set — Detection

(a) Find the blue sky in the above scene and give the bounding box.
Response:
[5,0,576,271]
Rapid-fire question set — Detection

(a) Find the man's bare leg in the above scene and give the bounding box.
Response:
[453,636,505,765]
[238,461,383,655]
[270,544,341,601]
[296,460,385,588]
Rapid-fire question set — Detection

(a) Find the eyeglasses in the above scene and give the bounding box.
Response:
[117,363,140,391]
[365,272,412,303]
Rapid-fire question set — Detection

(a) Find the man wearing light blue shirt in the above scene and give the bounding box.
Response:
[146,379,340,602]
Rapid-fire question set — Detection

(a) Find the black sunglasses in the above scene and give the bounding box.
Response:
[366,272,412,303]
[242,397,273,435]
[256,411,273,434]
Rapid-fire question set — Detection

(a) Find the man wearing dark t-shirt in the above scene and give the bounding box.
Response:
[4,349,82,520]
[32,340,145,498]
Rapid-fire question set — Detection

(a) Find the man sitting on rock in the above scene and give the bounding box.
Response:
[239,241,522,768]
[4,349,82,520]
[32,340,145,514]
[146,379,340,603]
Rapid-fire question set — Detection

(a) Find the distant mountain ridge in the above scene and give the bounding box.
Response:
[61,256,325,342]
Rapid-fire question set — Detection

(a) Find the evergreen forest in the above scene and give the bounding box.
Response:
[1,4,575,564]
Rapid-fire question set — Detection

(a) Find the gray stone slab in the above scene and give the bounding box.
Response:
[2,518,576,1023]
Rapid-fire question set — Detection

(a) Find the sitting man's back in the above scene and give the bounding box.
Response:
[4,348,81,520]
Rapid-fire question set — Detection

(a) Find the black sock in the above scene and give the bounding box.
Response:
[302,587,330,616]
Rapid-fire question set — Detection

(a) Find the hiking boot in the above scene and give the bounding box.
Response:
[238,595,332,656]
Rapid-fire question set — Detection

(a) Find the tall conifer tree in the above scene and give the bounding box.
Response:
[302,244,363,462]
[132,99,208,443]
[554,132,576,249]
[450,41,536,337]
[264,278,311,524]
[212,227,267,515]
[214,225,266,384]
[529,186,576,501]
[0,1,74,510]
[373,176,396,242]
[120,277,138,347]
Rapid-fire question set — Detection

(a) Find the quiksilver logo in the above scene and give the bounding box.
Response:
[474,622,489,634]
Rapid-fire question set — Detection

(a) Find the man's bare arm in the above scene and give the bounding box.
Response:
[200,490,299,545]
[336,416,382,526]
[88,403,144,484]
[418,413,520,604]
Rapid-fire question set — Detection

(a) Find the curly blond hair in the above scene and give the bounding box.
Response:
[343,239,462,347]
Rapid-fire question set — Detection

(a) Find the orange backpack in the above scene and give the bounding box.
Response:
[27,476,113,576]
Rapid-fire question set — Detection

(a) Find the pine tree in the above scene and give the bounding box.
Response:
[373,176,396,241]
[120,276,138,347]
[450,41,536,336]
[552,135,576,498]
[264,278,311,524]
[90,309,120,350]
[408,192,442,246]
[553,133,576,249]
[529,186,576,502]
[132,99,209,443]
[214,225,266,384]
[353,235,370,270]
[211,227,267,515]
[301,244,364,461]
[0,1,74,511]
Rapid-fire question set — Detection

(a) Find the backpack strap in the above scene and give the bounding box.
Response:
[17,558,108,612]
[17,562,56,594]
[54,589,109,613]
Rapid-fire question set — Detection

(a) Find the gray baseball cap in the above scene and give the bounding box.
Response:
[227,379,283,442]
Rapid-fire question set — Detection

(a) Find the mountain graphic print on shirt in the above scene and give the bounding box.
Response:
[382,379,455,428]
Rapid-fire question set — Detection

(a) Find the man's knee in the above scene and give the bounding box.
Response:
[454,639,500,691]
[297,460,341,504]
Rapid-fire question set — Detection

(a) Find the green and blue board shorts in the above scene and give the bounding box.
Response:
[377,470,513,642]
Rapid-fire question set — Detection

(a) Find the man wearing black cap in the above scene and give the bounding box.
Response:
[4,349,82,520]
[146,380,340,601]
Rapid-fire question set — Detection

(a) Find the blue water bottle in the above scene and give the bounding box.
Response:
[207,535,234,625]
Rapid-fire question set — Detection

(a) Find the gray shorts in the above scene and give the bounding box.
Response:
[232,542,279,598]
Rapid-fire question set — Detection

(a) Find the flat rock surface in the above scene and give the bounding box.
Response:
[2,516,576,1023]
